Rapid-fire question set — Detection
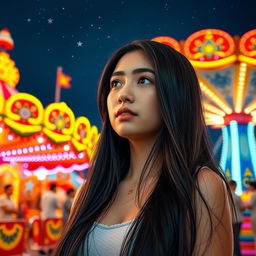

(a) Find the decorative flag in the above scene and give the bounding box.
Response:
[57,71,72,88]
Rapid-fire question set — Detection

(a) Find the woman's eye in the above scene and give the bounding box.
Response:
[110,80,122,88]
[138,77,152,85]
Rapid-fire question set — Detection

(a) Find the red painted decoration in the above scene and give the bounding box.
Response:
[239,29,256,59]
[224,113,252,125]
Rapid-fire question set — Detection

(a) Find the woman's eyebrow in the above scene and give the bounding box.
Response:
[111,68,155,77]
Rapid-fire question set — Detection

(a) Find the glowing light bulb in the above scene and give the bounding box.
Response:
[37,137,44,143]
[8,134,14,140]
[41,145,46,151]
[64,144,70,151]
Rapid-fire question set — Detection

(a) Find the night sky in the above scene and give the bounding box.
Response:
[1,0,255,150]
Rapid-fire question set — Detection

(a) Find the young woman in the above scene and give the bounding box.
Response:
[53,40,233,255]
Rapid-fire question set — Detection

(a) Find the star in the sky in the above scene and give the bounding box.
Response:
[62,7,65,10]
[77,41,83,47]
[27,18,31,22]
[48,18,54,24]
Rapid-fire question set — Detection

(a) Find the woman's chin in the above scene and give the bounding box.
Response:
[115,129,141,140]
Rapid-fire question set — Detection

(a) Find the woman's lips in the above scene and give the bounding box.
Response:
[116,107,137,117]
[117,112,136,120]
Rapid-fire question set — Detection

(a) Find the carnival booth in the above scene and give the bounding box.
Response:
[153,28,256,255]
[0,28,99,254]
[0,220,26,256]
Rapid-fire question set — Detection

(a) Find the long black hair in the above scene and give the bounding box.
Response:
[53,40,230,255]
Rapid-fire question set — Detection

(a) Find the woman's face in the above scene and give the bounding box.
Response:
[107,50,162,141]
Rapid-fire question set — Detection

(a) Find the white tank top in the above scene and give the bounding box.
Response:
[81,166,209,255]
[82,220,134,256]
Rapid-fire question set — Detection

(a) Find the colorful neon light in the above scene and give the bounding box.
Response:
[2,151,84,162]
[230,121,242,195]
[204,112,224,126]
[199,80,232,114]
[220,126,228,171]
[234,63,248,113]
[248,122,256,176]
[244,99,256,114]
[1,144,53,157]
[203,102,226,116]
[25,162,90,177]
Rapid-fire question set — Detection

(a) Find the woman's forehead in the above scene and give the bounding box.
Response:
[113,50,154,73]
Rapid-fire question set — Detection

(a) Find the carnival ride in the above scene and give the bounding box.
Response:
[0,29,100,203]
[0,28,100,255]
[153,28,256,196]
[153,28,256,255]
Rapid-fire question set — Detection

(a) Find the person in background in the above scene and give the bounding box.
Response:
[63,188,75,223]
[0,184,18,220]
[247,181,256,249]
[41,183,61,219]
[229,180,244,256]
[17,201,27,219]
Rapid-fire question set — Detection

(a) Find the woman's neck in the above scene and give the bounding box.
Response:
[125,137,159,183]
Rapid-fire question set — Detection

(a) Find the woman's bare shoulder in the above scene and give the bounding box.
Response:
[193,167,233,255]
[196,167,226,199]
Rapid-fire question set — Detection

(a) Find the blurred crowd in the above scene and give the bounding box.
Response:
[0,183,76,223]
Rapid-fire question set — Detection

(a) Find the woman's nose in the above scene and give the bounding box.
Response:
[117,83,134,103]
